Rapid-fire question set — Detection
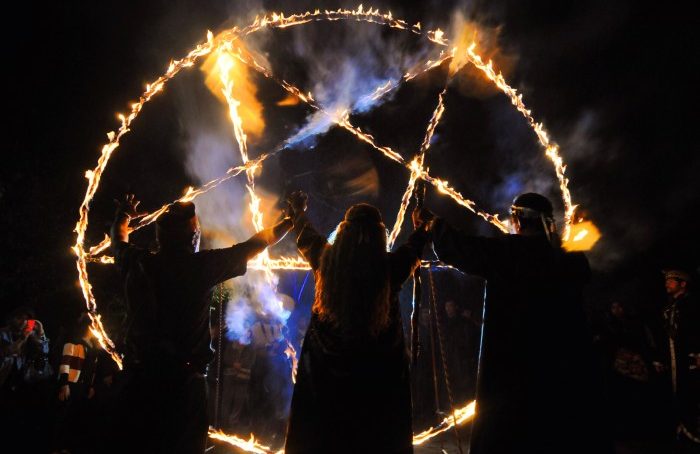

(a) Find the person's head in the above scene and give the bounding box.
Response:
[445,300,458,318]
[71,312,93,340]
[510,193,556,238]
[6,306,34,334]
[314,203,391,337]
[610,301,625,320]
[419,306,431,326]
[156,202,201,253]
[663,269,690,298]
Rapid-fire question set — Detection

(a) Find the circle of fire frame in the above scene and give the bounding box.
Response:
[72,5,578,451]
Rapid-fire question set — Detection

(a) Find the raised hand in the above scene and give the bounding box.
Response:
[412,207,435,230]
[114,193,145,220]
[286,190,308,218]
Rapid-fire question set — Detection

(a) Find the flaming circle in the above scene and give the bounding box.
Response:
[72,5,579,450]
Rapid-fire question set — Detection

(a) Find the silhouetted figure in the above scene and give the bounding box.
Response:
[414,193,612,454]
[109,194,291,453]
[284,192,428,454]
[659,269,700,447]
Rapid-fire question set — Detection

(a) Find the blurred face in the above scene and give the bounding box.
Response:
[10,314,28,333]
[445,302,457,318]
[610,302,624,319]
[665,278,686,296]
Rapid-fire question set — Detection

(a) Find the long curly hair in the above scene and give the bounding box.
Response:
[313,204,391,338]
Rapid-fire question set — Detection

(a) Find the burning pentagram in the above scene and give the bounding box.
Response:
[72,5,590,451]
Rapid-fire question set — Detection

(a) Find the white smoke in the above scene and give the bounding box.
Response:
[284,20,432,148]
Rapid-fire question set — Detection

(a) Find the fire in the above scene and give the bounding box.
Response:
[207,429,276,454]
[562,219,601,252]
[464,42,576,238]
[388,88,447,249]
[276,93,300,106]
[284,340,298,384]
[412,400,476,445]
[203,38,265,139]
[209,400,476,452]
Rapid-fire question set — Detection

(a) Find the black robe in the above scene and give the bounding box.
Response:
[284,216,427,454]
[431,219,612,454]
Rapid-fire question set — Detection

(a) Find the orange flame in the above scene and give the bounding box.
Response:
[276,93,301,106]
[562,219,601,252]
[209,400,476,452]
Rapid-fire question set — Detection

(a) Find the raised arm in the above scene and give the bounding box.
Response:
[200,216,293,286]
[413,207,506,279]
[287,191,327,271]
[389,225,430,288]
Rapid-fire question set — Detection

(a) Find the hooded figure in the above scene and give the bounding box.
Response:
[414,193,612,454]
[284,193,429,454]
[109,195,292,453]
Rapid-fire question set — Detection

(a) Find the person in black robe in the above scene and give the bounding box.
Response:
[284,191,428,454]
[658,269,700,447]
[414,192,612,454]
[108,194,292,453]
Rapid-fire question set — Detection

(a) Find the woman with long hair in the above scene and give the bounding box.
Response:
[284,191,429,453]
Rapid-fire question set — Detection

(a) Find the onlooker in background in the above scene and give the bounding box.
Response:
[658,269,700,448]
[596,301,659,438]
[221,338,255,431]
[443,300,476,403]
[0,306,52,447]
[52,312,112,454]
[249,313,293,441]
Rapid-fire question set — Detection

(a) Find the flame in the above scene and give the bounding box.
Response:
[276,93,301,106]
[412,400,476,445]
[562,220,601,252]
[464,43,576,237]
[284,340,298,384]
[209,400,476,452]
[203,39,265,139]
[208,429,276,454]
[388,88,447,249]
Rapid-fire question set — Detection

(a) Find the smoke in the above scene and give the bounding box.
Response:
[173,71,294,343]
[283,19,433,148]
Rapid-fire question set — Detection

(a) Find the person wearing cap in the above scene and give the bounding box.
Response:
[659,268,700,445]
[413,193,611,454]
[283,191,429,454]
[108,194,293,453]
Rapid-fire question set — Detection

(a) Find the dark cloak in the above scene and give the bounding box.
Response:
[284,215,427,454]
[431,219,612,454]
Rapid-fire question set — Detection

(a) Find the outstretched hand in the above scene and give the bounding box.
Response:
[114,194,145,220]
[412,207,435,231]
[286,191,308,218]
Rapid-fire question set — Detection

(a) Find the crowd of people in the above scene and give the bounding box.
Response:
[0,190,697,453]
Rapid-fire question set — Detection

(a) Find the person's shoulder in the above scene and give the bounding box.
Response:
[560,250,591,280]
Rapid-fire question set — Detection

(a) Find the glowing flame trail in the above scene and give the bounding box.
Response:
[464,43,576,238]
[388,88,446,250]
[208,400,476,452]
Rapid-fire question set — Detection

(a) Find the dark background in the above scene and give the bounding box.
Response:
[2,0,698,337]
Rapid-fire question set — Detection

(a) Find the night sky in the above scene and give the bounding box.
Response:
[2,0,698,334]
